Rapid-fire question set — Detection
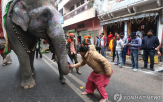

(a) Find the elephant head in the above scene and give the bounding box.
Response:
[11,0,69,75]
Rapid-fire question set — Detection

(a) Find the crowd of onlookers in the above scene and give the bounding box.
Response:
[95,29,163,72]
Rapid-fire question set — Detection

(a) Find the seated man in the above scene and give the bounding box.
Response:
[69,45,113,102]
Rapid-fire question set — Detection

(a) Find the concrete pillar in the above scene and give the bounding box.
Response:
[102,26,104,32]
[124,22,128,37]
[158,15,163,42]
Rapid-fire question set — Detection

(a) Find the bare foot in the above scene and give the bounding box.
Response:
[99,98,108,102]
[69,70,72,73]
[77,71,81,75]
[82,91,88,95]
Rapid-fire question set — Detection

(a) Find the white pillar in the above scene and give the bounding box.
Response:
[102,26,104,32]
[158,15,163,42]
[124,22,128,37]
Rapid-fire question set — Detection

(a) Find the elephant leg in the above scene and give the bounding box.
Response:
[29,51,35,76]
[9,40,36,89]
[55,54,65,84]
[58,62,66,84]
[16,51,35,89]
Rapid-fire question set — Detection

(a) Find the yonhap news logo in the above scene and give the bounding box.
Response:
[114,93,162,102]
[114,94,122,102]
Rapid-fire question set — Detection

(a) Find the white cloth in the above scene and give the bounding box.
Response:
[136,31,143,39]
[116,39,124,51]
[101,37,104,47]
[2,0,11,39]
[121,36,128,47]
[40,39,49,53]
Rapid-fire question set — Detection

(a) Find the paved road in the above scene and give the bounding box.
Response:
[0,51,162,102]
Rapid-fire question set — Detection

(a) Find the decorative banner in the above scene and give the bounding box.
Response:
[39,39,49,55]
[1,0,13,55]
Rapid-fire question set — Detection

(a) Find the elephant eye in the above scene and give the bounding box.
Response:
[40,10,52,21]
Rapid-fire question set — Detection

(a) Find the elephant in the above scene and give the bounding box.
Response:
[4,0,69,89]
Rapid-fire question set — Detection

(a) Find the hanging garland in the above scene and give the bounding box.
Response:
[106,13,157,27]
[145,13,156,22]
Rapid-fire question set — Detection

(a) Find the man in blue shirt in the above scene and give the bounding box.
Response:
[96,35,101,53]
[128,32,142,72]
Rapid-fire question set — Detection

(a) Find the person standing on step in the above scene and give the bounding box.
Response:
[111,31,118,62]
[128,32,142,72]
[141,29,160,71]
[120,32,128,65]
[115,34,124,68]
[67,33,81,74]
[101,33,107,58]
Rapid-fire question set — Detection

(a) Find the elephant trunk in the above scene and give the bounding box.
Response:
[47,22,69,75]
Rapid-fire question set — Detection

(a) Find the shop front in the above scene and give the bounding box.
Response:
[65,16,102,45]
[101,13,159,37]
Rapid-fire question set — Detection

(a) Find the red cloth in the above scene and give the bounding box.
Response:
[107,34,113,45]
[67,33,74,43]
[112,37,115,47]
[85,71,113,99]
[0,49,4,55]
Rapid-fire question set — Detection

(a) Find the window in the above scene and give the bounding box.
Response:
[78,23,85,28]
[81,0,84,5]
[81,7,85,11]
[77,9,80,14]
[59,8,63,16]
[70,6,74,11]
[76,2,80,7]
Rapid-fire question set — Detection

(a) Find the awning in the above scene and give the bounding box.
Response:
[100,13,159,26]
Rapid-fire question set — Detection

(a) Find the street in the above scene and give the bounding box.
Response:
[0,51,162,102]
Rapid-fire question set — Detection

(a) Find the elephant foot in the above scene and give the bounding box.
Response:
[31,68,35,76]
[59,77,66,84]
[21,76,36,89]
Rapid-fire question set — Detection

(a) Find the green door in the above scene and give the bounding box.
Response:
[68,29,77,38]
[80,29,87,43]
[88,30,99,45]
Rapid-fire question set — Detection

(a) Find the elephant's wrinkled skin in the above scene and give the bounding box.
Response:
[6,0,69,89]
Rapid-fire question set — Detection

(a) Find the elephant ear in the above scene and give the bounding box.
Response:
[11,1,29,31]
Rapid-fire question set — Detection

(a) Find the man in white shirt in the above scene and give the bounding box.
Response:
[120,32,128,64]
[136,27,143,39]
[101,33,107,57]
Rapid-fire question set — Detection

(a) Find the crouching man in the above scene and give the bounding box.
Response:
[69,46,113,102]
